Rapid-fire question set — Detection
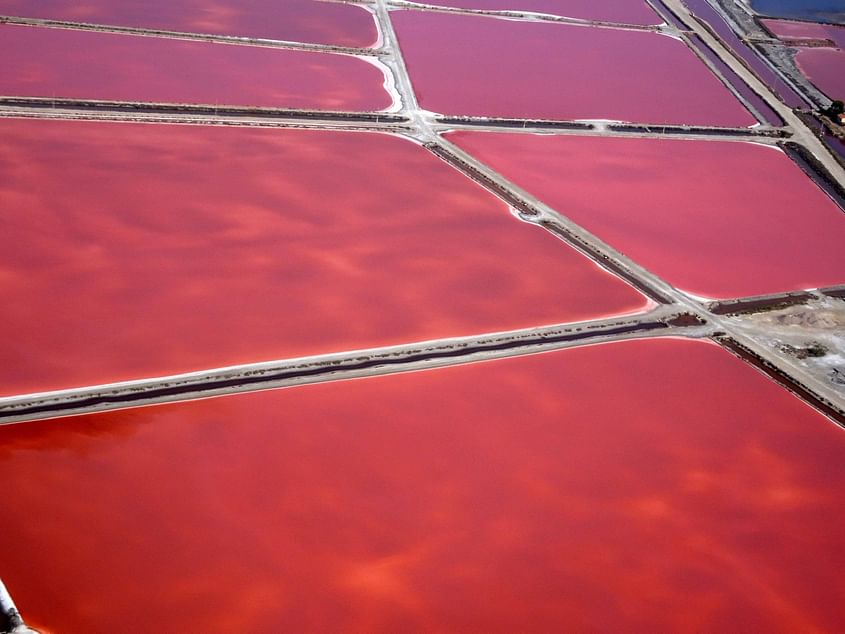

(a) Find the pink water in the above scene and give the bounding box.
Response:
[0,0,378,47]
[0,119,647,396]
[796,48,845,98]
[763,19,845,99]
[393,11,755,125]
[0,24,390,110]
[448,131,845,297]
[418,0,660,25]
[763,18,845,48]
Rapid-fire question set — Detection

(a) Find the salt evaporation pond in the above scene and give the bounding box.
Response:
[0,0,378,47]
[1,339,843,632]
[393,10,756,125]
[0,23,390,111]
[764,19,845,99]
[448,131,845,298]
[0,119,648,396]
[418,0,659,25]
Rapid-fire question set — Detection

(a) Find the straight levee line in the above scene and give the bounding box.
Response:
[384,0,661,33]
[717,335,845,426]
[0,97,409,123]
[433,116,789,141]
[421,138,677,304]
[434,125,845,418]
[0,0,841,425]
[645,0,770,124]
[0,14,386,56]
[0,101,790,143]
[0,308,705,424]
[375,0,845,422]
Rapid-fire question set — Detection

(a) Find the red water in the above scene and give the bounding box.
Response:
[763,19,845,99]
[417,0,660,25]
[393,11,755,126]
[447,131,845,298]
[0,0,378,47]
[0,24,389,111]
[0,119,647,396]
[1,339,844,632]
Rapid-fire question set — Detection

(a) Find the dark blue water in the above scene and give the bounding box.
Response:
[752,0,845,24]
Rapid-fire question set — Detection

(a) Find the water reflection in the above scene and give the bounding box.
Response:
[0,0,378,47]
[1,340,843,631]
[393,11,755,126]
[448,131,845,297]
[0,24,389,111]
[0,119,646,395]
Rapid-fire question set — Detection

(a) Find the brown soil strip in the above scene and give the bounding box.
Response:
[0,97,408,123]
[708,291,816,315]
[436,116,594,131]
[782,140,845,210]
